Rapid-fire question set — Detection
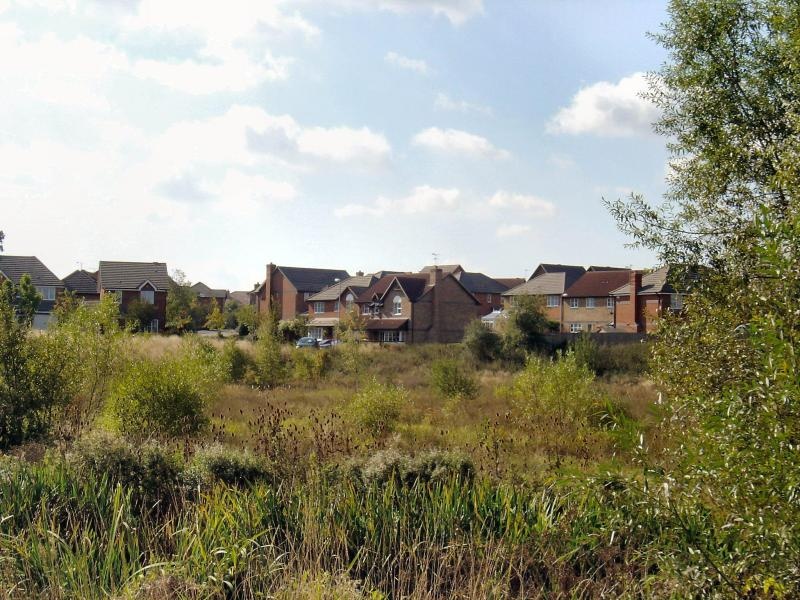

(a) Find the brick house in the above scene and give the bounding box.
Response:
[63,269,100,302]
[356,268,480,343]
[0,255,65,329]
[421,264,517,316]
[502,264,586,324]
[191,282,228,312]
[562,269,631,333]
[305,273,379,339]
[254,264,349,321]
[610,266,686,333]
[97,261,171,332]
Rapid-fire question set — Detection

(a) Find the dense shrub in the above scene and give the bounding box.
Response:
[291,347,330,382]
[572,333,649,376]
[349,448,475,486]
[462,319,503,363]
[251,320,288,388]
[185,444,274,488]
[220,339,252,383]
[346,377,407,437]
[430,358,478,400]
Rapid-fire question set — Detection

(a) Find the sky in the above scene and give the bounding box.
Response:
[0,0,671,291]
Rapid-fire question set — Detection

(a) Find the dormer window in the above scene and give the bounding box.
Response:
[392,295,402,316]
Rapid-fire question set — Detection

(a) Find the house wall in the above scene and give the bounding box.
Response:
[472,292,503,316]
[412,276,478,343]
[502,294,563,328]
[561,297,616,332]
[103,288,167,329]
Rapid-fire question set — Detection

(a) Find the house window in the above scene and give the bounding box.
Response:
[486,294,492,303]
[381,330,405,343]
[36,286,56,301]
[568,298,579,308]
[149,319,159,333]
[607,297,614,309]
[334,301,340,312]
[671,294,684,310]
[345,293,355,310]
[308,327,324,340]
[392,295,402,316]
[546,295,560,308]
[314,302,325,313]
[303,292,312,300]
[362,304,371,316]
[140,290,155,304]
[586,297,596,309]
[569,323,583,333]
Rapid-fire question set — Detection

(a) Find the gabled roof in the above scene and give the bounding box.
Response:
[98,261,171,291]
[565,270,631,297]
[63,269,98,295]
[229,291,252,304]
[456,271,509,294]
[420,264,463,275]
[0,255,63,287]
[257,266,350,294]
[505,267,586,297]
[307,275,377,301]
[191,282,228,299]
[530,263,586,281]
[356,274,430,303]
[495,277,525,289]
[610,266,677,296]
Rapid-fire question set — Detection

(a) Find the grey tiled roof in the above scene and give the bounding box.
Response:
[0,255,63,287]
[307,275,377,301]
[277,266,350,293]
[530,264,586,281]
[611,266,675,296]
[456,271,508,294]
[504,272,567,296]
[63,269,99,295]
[98,261,171,291]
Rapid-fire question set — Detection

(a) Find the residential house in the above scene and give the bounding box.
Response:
[355,268,480,343]
[610,266,686,333]
[97,261,171,332]
[452,271,513,316]
[305,273,379,339]
[191,282,228,312]
[0,255,65,329]
[63,269,100,302]
[229,290,254,306]
[502,264,586,324]
[562,269,631,333]
[254,264,349,321]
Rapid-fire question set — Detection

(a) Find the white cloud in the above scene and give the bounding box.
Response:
[496,224,531,238]
[212,170,297,215]
[488,191,556,217]
[434,92,492,116]
[547,72,659,137]
[319,0,483,25]
[297,126,391,163]
[384,51,430,75]
[412,127,509,159]
[335,185,459,217]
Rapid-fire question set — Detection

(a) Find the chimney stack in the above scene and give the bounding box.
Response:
[430,267,443,342]
[264,263,275,315]
[628,270,643,332]
[356,270,364,277]
[428,266,443,287]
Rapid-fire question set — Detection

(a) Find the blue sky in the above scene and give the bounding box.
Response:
[0,0,670,290]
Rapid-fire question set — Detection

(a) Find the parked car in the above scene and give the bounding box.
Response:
[295,336,319,348]
[318,339,332,348]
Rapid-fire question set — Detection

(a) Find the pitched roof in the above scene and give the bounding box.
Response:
[565,270,631,297]
[98,261,172,291]
[420,264,463,275]
[191,282,228,299]
[495,277,525,289]
[356,274,430,303]
[456,271,509,294]
[276,266,350,293]
[307,275,377,301]
[588,265,627,271]
[530,263,586,281]
[610,266,677,296]
[63,269,98,295]
[505,267,586,297]
[229,291,252,304]
[0,255,63,287]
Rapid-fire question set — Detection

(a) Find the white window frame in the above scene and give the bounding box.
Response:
[607,296,614,309]
[546,295,560,308]
[345,293,355,310]
[586,297,596,309]
[140,289,155,305]
[362,304,371,316]
[486,293,492,303]
[36,286,56,301]
[381,330,405,343]
[313,301,325,314]
[569,323,583,333]
[392,295,402,316]
[568,297,579,309]
[671,293,684,310]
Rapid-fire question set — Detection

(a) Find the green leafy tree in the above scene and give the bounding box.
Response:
[234,303,259,336]
[462,319,503,363]
[608,1,800,593]
[166,270,197,333]
[0,229,4,252]
[16,274,41,326]
[496,295,552,361]
[223,299,240,329]
[125,299,157,332]
[204,302,225,331]
[251,307,287,388]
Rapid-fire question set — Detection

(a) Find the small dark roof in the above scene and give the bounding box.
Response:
[529,263,586,282]
[63,269,98,295]
[457,272,508,294]
[588,265,627,271]
[276,266,350,293]
[365,318,409,330]
[356,274,430,303]
[565,270,631,297]
[495,277,525,289]
[0,255,63,287]
[98,261,171,291]
[191,282,228,299]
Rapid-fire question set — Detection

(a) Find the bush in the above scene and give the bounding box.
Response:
[572,333,649,376]
[347,377,408,438]
[430,358,478,400]
[71,432,182,506]
[462,319,503,363]
[220,339,252,383]
[185,444,274,487]
[251,321,288,388]
[291,348,330,382]
[347,449,474,486]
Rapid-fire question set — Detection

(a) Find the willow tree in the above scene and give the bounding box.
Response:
[608,1,800,594]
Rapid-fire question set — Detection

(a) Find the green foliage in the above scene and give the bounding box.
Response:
[462,319,503,363]
[347,377,408,438]
[0,286,77,448]
[223,299,240,329]
[497,295,552,361]
[204,301,225,331]
[429,358,478,400]
[219,339,252,383]
[15,273,41,326]
[185,444,274,488]
[234,303,259,335]
[291,347,330,382]
[250,313,288,388]
[348,448,474,486]
[572,333,649,376]
[124,298,156,332]
[278,314,308,342]
[106,338,224,437]
[166,269,199,333]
